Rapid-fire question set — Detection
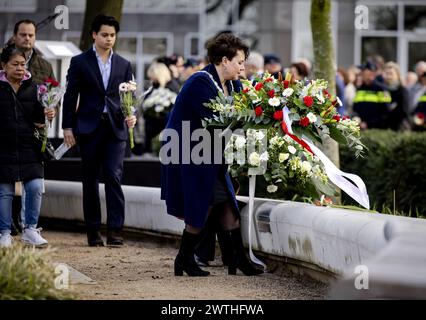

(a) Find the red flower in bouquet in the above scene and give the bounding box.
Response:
[299,117,310,127]
[414,112,426,126]
[255,106,263,117]
[273,110,283,121]
[283,80,289,88]
[333,115,341,122]
[265,77,273,83]
[45,78,59,87]
[303,96,314,107]
[255,82,264,91]
[243,87,250,93]
[267,89,275,98]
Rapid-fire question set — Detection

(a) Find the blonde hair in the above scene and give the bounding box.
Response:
[384,61,402,84]
[147,62,171,88]
[245,51,264,70]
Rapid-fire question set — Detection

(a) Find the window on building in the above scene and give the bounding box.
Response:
[366,5,398,31]
[142,37,168,56]
[408,42,426,71]
[361,37,397,63]
[356,1,426,76]
[65,0,202,13]
[404,5,426,31]
[0,0,36,12]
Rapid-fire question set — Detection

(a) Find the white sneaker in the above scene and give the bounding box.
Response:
[0,233,12,248]
[21,227,48,247]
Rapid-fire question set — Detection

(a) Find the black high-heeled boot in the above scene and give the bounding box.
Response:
[222,228,264,276]
[174,230,210,277]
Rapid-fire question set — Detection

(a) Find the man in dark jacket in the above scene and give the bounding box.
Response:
[62,15,136,247]
[4,19,55,85]
[353,61,392,129]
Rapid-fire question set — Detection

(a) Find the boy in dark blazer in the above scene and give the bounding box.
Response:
[62,14,136,246]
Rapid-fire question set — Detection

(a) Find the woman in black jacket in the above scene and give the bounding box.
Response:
[383,62,410,130]
[0,44,55,247]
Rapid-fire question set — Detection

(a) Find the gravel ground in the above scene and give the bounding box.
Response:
[43,230,329,300]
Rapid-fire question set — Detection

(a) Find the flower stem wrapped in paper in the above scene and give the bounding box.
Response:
[37,78,65,152]
[205,71,370,209]
[119,80,139,149]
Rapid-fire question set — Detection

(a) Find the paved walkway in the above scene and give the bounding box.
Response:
[43,230,328,300]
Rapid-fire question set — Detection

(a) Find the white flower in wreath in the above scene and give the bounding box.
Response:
[307,112,317,123]
[259,152,269,162]
[283,135,293,144]
[301,85,310,98]
[155,105,164,113]
[315,93,325,104]
[267,184,278,193]
[287,145,297,154]
[254,130,265,141]
[236,153,246,165]
[282,88,294,97]
[162,99,171,107]
[234,136,247,149]
[252,98,262,105]
[269,136,279,146]
[248,152,260,166]
[301,161,312,173]
[278,153,289,162]
[268,97,280,107]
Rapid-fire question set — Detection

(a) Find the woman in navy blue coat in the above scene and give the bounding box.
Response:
[161,33,263,277]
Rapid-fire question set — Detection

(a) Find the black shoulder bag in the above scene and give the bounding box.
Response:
[11,91,56,161]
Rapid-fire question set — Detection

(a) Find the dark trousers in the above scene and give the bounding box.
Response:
[77,116,126,232]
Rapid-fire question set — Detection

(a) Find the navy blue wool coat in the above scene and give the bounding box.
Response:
[160,64,242,228]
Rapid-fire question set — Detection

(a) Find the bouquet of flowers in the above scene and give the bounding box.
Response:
[413,111,425,129]
[119,80,138,149]
[142,87,177,118]
[37,78,65,152]
[204,72,369,207]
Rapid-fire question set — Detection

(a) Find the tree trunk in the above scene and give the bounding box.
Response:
[310,0,341,203]
[79,0,124,51]
[311,0,335,93]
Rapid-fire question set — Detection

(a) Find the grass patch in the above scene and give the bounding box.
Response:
[0,244,76,300]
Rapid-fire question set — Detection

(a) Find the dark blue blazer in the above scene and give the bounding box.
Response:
[160,64,242,228]
[62,49,133,140]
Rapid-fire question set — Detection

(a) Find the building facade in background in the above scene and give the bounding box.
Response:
[0,0,425,83]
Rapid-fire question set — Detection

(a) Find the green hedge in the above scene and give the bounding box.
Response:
[340,129,426,217]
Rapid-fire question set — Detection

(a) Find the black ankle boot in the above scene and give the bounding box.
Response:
[225,228,264,276]
[174,230,210,277]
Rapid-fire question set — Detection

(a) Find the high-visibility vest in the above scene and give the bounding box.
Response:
[353,90,392,104]
[352,87,391,128]
[415,93,426,114]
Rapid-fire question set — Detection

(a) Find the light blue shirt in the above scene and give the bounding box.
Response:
[93,45,113,113]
